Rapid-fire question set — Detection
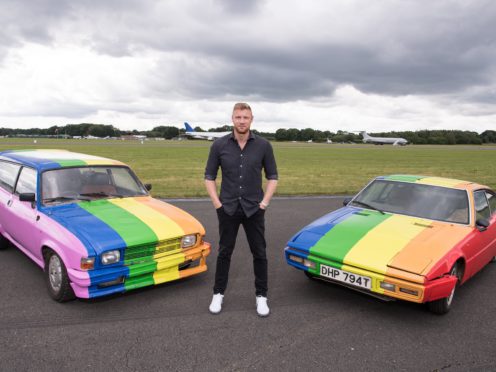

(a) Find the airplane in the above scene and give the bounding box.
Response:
[183,122,231,141]
[360,131,408,146]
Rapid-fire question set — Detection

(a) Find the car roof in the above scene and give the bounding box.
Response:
[377,174,488,191]
[0,149,126,172]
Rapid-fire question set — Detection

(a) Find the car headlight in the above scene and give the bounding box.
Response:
[181,234,197,249]
[101,250,120,265]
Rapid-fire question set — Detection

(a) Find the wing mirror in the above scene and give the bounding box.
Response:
[19,193,36,202]
[343,197,352,206]
[19,193,36,209]
[144,183,152,191]
[476,218,489,232]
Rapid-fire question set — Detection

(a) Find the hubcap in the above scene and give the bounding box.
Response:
[48,255,63,292]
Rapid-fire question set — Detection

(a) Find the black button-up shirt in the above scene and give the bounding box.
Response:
[205,132,278,217]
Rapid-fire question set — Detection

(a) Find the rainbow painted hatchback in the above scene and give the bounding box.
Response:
[285,175,496,314]
[0,149,211,301]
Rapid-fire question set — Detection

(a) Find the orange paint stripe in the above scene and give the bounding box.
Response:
[387,221,471,276]
[136,197,206,236]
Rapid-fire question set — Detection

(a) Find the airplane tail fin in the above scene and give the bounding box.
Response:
[360,131,371,139]
[184,122,194,132]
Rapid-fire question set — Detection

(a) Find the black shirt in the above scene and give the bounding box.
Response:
[204,132,278,217]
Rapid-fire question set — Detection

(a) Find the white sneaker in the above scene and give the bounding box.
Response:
[256,296,270,317]
[209,293,224,314]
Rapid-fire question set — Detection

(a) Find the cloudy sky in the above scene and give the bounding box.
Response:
[0,0,495,133]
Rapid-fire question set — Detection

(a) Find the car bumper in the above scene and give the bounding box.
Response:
[68,242,211,298]
[285,247,457,304]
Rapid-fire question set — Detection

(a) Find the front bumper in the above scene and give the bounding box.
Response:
[285,247,457,304]
[68,242,211,298]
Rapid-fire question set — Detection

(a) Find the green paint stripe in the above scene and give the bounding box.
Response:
[310,211,390,268]
[56,160,88,167]
[125,274,155,290]
[78,200,158,246]
[127,261,157,277]
[383,175,425,183]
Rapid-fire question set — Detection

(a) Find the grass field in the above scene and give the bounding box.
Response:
[1,138,495,198]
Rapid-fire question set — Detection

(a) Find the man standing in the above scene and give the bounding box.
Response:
[204,103,278,317]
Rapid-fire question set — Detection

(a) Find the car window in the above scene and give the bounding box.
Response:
[0,161,21,192]
[485,191,496,216]
[15,167,37,195]
[474,191,490,220]
[108,167,146,195]
[354,180,469,224]
[41,166,147,205]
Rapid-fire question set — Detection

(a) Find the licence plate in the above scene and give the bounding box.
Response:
[320,264,371,290]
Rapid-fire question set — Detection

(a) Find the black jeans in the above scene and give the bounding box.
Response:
[213,205,268,297]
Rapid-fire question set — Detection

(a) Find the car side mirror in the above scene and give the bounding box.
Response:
[19,193,36,202]
[144,183,152,191]
[476,218,489,232]
[343,197,352,206]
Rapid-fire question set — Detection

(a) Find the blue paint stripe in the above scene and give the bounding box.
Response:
[41,203,130,284]
[287,207,359,252]
[1,152,62,171]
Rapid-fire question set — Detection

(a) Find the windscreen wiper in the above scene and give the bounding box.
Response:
[43,195,91,204]
[351,200,385,215]
[79,192,124,198]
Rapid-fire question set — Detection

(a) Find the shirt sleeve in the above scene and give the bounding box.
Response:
[263,141,278,180]
[204,141,220,180]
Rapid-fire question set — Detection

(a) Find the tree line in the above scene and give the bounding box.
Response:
[0,123,495,144]
[274,128,495,144]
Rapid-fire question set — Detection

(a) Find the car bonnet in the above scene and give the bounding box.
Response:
[41,196,205,256]
[289,206,472,277]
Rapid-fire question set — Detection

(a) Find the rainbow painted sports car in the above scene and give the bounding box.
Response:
[285,175,496,314]
[0,149,211,301]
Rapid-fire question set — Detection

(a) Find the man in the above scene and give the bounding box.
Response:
[204,102,278,317]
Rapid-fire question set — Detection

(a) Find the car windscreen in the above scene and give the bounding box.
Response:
[41,166,147,205]
[352,180,469,224]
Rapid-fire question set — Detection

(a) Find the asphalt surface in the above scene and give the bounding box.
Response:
[0,197,495,371]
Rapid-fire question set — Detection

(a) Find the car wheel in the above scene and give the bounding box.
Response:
[427,263,460,315]
[45,251,75,302]
[0,234,9,250]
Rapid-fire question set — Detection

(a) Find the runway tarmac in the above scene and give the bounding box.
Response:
[0,197,495,371]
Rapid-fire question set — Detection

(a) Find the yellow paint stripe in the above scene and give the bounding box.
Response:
[109,198,185,242]
[153,266,181,284]
[343,215,427,275]
[84,159,124,166]
[416,177,466,188]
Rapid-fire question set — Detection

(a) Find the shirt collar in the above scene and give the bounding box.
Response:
[229,131,256,142]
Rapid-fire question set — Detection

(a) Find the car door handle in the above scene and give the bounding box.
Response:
[7,200,12,207]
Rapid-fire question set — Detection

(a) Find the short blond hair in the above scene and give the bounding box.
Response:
[233,102,252,113]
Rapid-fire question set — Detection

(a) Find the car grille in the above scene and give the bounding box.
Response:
[124,237,182,264]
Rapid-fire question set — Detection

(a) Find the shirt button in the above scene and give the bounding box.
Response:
[238,197,242,200]
[240,175,242,178]
[240,154,243,157]
[240,165,243,168]
[239,186,242,189]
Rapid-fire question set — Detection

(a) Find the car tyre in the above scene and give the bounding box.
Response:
[45,251,76,302]
[0,234,9,250]
[427,263,460,315]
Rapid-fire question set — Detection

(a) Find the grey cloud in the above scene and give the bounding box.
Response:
[2,0,496,106]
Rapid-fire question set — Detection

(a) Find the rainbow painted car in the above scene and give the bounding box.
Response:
[0,149,211,301]
[285,175,496,314]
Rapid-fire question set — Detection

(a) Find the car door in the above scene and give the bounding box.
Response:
[2,166,41,258]
[0,160,21,235]
[463,189,496,278]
